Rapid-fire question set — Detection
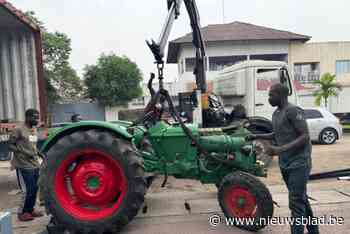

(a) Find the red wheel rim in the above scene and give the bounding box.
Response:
[224,185,257,218]
[54,149,127,221]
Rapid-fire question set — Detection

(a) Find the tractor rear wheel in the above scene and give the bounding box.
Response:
[218,171,273,231]
[42,129,146,233]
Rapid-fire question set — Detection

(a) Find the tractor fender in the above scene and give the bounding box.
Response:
[40,121,133,153]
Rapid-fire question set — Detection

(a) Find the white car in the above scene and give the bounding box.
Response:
[303,107,343,144]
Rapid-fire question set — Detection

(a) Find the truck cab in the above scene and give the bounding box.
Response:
[213,60,297,120]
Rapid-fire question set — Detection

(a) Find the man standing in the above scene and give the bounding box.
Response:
[9,109,43,222]
[71,113,83,123]
[249,84,319,234]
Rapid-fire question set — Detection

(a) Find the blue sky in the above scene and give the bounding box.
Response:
[9,0,350,81]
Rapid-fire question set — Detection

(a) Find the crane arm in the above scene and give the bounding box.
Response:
[146,0,206,92]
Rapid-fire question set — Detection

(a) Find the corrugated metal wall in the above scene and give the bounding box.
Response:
[0,29,39,121]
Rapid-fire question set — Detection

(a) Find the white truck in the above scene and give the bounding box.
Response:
[213,60,298,121]
[211,60,298,166]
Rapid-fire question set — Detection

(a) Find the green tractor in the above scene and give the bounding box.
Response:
[40,1,274,233]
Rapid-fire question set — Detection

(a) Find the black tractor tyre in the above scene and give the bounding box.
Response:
[218,171,274,232]
[41,129,147,234]
[319,128,338,145]
[246,117,273,134]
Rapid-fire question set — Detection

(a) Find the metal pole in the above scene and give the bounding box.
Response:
[157,0,183,59]
[222,0,225,24]
[193,89,203,127]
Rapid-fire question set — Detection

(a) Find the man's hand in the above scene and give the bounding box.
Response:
[265,144,283,156]
[245,134,257,141]
[246,132,275,141]
[37,151,45,159]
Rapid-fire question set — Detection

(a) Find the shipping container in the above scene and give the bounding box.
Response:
[0,1,46,160]
[0,0,46,122]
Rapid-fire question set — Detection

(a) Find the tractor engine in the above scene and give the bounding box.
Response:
[197,128,265,177]
[144,122,266,182]
[198,128,248,153]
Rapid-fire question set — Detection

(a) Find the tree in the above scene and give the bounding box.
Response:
[313,73,342,108]
[84,54,143,106]
[25,11,84,104]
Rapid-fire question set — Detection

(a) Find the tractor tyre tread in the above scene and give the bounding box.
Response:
[218,171,273,231]
[41,129,146,234]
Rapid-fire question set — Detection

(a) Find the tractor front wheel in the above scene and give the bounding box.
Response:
[218,171,273,231]
[42,129,147,233]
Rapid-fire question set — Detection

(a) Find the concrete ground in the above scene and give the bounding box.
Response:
[0,135,349,233]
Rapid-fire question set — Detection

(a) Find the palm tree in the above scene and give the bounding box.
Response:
[313,73,342,108]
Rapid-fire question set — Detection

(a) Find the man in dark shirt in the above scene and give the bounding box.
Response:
[9,109,44,222]
[71,114,83,123]
[249,84,319,234]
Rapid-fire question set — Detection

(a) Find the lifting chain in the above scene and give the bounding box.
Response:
[157,62,164,90]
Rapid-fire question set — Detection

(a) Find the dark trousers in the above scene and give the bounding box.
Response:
[16,168,39,214]
[281,166,319,234]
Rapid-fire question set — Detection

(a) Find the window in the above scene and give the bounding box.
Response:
[336,60,350,75]
[178,59,184,74]
[294,63,320,84]
[304,109,323,119]
[185,57,208,72]
[256,69,287,91]
[250,54,288,62]
[209,55,247,71]
[185,58,195,72]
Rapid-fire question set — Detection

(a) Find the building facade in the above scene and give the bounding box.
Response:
[167,21,310,92]
[289,41,350,114]
[176,40,289,83]
[111,22,350,121]
[167,21,350,115]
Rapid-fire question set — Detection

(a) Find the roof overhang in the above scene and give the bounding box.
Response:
[166,38,309,64]
[0,0,40,31]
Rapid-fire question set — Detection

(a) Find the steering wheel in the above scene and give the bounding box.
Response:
[206,94,227,125]
[208,94,225,112]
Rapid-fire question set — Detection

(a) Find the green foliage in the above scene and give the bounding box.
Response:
[24,11,45,29]
[84,54,143,107]
[25,11,83,104]
[313,73,342,107]
[42,32,71,70]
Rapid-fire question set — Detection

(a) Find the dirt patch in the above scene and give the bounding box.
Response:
[262,134,350,186]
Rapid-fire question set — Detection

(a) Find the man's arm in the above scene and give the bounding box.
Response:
[256,132,275,140]
[8,129,37,158]
[8,129,20,153]
[246,132,275,141]
[270,107,310,154]
[148,73,156,97]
